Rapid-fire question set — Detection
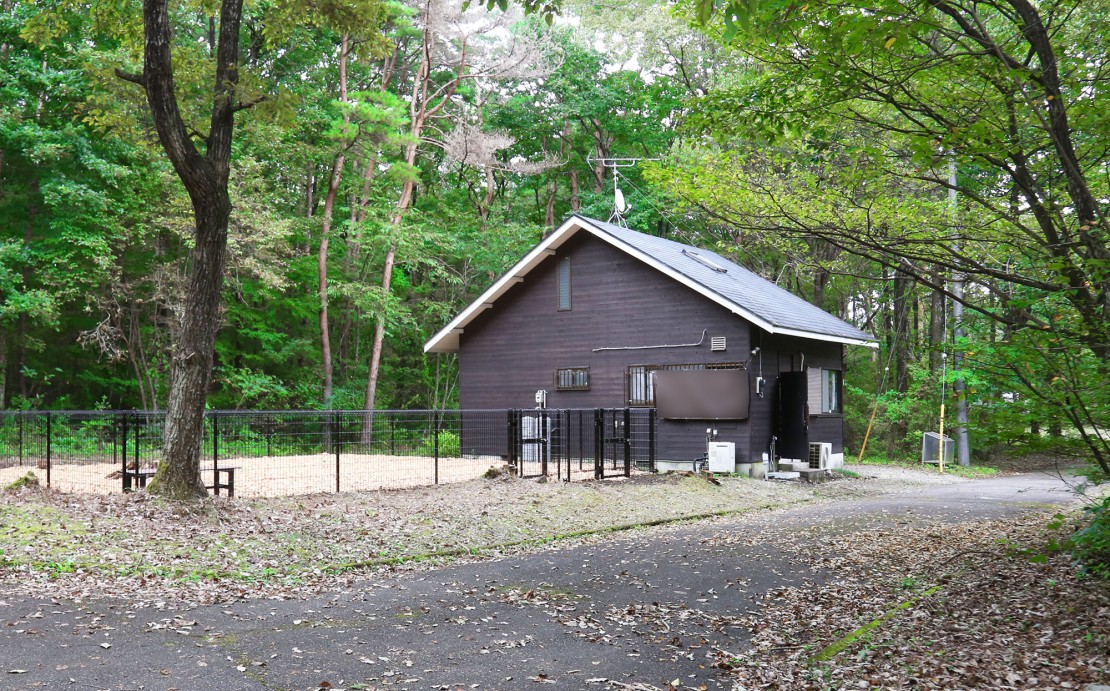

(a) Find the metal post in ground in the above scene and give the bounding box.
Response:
[45,412,52,488]
[213,412,220,473]
[433,411,440,485]
[121,412,129,492]
[132,411,139,469]
[594,409,603,480]
[578,409,584,472]
[648,408,656,473]
[18,413,23,467]
[335,411,341,493]
[623,407,632,477]
[564,409,571,482]
[540,412,548,478]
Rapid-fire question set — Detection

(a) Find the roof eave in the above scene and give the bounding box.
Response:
[768,325,879,348]
[423,217,584,354]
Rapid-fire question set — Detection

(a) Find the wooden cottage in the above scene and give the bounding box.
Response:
[424,215,876,470]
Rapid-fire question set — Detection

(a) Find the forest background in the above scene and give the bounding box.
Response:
[1,0,1106,479]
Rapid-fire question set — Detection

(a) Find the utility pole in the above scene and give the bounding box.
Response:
[949,159,971,467]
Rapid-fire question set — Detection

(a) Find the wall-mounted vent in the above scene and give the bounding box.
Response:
[711,336,727,351]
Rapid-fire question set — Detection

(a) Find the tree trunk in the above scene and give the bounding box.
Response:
[138,0,245,499]
[929,272,944,373]
[0,329,6,408]
[569,168,579,212]
[319,35,351,409]
[158,197,229,498]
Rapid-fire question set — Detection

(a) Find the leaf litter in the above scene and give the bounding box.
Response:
[712,512,1109,689]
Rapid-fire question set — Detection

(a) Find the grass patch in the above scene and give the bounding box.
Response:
[856,454,998,478]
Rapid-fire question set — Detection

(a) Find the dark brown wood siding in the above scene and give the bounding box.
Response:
[457,232,846,461]
[746,331,845,458]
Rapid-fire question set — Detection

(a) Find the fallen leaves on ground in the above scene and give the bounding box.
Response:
[715,512,1109,690]
[0,467,959,607]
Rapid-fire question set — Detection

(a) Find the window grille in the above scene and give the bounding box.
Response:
[554,367,590,391]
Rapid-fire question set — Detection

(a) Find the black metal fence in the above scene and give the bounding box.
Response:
[507,408,656,481]
[0,408,656,497]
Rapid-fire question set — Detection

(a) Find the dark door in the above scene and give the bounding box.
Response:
[777,372,809,460]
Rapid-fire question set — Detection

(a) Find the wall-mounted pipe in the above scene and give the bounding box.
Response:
[592,329,708,353]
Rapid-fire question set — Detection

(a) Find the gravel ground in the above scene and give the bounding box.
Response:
[0,464,969,607]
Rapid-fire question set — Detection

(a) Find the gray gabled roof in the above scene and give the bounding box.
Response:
[424,215,876,353]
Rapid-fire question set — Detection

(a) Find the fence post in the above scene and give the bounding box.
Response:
[594,409,603,480]
[506,410,515,472]
[132,410,139,469]
[212,411,219,471]
[390,416,395,455]
[335,411,341,493]
[45,412,52,488]
[564,409,571,482]
[540,412,548,478]
[648,408,656,473]
[578,409,583,472]
[433,410,440,485]
[623,407,632,477]
[121,412,128,491]
[18,413,23,467]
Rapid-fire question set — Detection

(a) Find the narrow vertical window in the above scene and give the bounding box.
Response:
[808,368,841,413]
[557,257,571,310]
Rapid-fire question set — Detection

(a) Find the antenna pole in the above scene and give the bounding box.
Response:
[587,156,658,228]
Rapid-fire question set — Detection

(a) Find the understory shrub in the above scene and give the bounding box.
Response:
[1069,496,1110,580]
[418,430,460,457]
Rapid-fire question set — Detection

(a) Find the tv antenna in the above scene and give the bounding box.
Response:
[588,156,658,227]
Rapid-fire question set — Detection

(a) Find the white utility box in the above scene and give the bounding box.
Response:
[707,441,736,473]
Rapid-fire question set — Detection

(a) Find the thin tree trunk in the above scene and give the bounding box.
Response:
[318,34,351,409]
[0,329,6,408]
[127,310,150,411]
[929,271,945,373]
[569,169,579,213]
[363,0,464,422]
[890,267,913,451]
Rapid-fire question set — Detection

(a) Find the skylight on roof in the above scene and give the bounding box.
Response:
[681,249,728,273]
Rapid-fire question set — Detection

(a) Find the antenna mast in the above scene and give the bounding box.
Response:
[588,156,657,228]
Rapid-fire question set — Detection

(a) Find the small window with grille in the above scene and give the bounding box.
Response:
[555,367,590,391]
[557,257,571,310]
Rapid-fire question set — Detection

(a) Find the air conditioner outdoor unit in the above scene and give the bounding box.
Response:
[707,442,736,473]
[808,442,832,470]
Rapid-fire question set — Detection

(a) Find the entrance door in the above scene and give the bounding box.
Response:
[777,372,809,460]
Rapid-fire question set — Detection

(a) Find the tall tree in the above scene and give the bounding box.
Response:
[663,0,1110,473]
[118,0,251,497]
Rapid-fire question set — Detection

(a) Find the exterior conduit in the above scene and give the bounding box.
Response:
[592,329,709,353]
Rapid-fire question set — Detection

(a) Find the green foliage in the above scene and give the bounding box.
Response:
[1067,499,1110,580]
[418,430,460,457]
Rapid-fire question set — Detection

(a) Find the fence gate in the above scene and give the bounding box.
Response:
[508,408,654,481]
[594,408,632,479]
[507,409,553,479]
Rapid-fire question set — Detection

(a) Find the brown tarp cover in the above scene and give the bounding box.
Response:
[654,369,749,420]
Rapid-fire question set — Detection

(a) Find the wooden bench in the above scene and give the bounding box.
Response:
[122,466,236,497]
[122,467,157,491]
[206,466,237,497]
